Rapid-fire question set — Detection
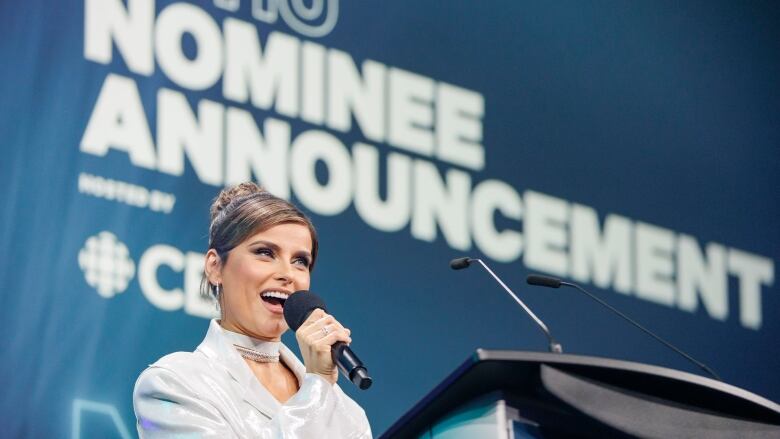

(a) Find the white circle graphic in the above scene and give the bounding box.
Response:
[78,231,136,298]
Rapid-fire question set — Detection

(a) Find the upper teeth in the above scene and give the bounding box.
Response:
[262,291,289,300]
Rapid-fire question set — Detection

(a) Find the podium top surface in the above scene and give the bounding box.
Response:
[380,350,780,439]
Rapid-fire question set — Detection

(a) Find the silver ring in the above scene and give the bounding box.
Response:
[321,325,331,336]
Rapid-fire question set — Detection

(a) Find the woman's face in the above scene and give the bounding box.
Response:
[208,223,313,341]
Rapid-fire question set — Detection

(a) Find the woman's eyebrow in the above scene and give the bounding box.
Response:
[248,240,310,258]
[247,240,280,251]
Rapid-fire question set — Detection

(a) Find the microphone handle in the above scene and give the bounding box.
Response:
[561,281,722,381]
[332,342,372,389]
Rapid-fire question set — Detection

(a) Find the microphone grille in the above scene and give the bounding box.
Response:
[526,275,562,288]
[449,257,472,270]
[283,291,327,331]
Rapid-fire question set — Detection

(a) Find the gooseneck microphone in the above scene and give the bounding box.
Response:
[526,274,722,381]
[450,257,563,353]
[283,291,373,390]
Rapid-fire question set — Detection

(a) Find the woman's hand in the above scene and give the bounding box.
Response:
[295,308,352,385]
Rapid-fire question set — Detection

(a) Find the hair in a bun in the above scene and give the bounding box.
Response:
[201,182,318,300]
[209,181,263,223]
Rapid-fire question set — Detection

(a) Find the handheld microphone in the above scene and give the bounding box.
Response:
[526,274,722,381]
[450,257,563,353]
[283,291,373,389]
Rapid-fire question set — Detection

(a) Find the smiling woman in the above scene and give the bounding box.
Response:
[132,182,372,438]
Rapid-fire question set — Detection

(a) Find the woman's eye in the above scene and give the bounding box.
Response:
[254,248,273,257]
[293,257,311,268]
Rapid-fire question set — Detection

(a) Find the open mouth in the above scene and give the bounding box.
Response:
[261,291,290,309]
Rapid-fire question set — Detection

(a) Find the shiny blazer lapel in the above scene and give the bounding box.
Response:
[196,320,281,418]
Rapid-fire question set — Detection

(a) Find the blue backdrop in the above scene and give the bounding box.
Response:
[1,1,778,437]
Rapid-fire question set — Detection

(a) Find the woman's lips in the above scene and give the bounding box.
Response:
[260,296,285,315]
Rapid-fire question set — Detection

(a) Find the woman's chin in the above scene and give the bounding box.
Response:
[252,318,288,339]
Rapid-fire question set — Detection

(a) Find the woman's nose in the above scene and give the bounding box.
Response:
[274,261,294,283]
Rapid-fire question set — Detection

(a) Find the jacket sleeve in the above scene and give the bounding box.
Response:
[133,366,372,439]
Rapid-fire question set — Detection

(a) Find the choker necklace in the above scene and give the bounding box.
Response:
[233,344,280,363]
[221,325,281,363]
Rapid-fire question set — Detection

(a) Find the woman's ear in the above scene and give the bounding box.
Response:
[204,249,222,286]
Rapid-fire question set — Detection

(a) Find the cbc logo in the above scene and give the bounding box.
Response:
[79,231,217,319]
[78,231,135,298]
[213,0,339,37]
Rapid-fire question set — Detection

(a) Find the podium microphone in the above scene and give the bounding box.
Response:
[450,257,563,353]
[526,274,721,381]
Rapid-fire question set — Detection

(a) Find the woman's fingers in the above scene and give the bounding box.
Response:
[298,312,332,335]
[320,324,351,343]
[305,322,351,345]
[294,309,354,383]
[310,331,352,351]
[299,314,349,340]
[297,308,326,331]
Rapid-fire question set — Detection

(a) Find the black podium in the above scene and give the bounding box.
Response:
[380,350,780,438]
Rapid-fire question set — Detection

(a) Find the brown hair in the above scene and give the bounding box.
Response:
[200,182,318,299]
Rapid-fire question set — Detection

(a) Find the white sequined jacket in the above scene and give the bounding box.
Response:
[133,319,372,438]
